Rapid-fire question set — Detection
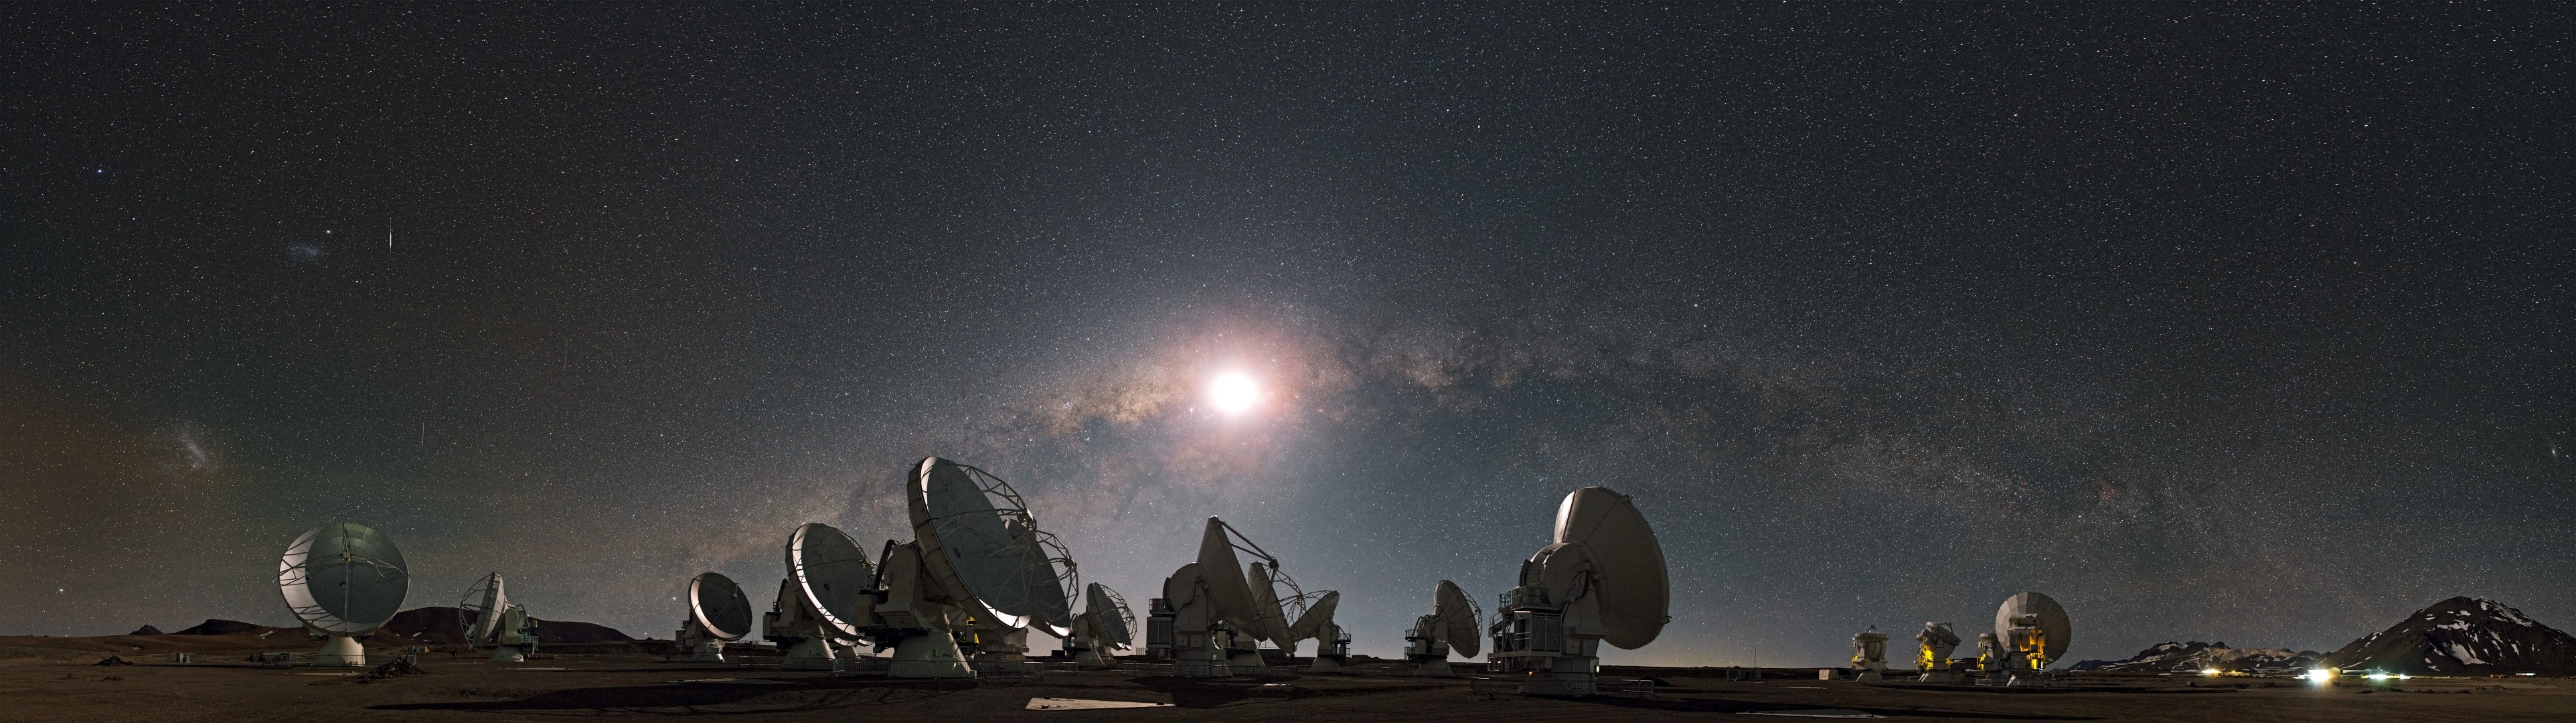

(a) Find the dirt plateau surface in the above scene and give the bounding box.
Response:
[2,645,2572,721]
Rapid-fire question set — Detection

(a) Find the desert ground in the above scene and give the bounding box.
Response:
[4,635,2571,722]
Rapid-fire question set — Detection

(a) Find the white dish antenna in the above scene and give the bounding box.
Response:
[1285,590,1339,643]
[1434,580,1482,657]
[460,573,509,643]
[787,522,875,639]
[278,522,409,636]
[1994,591,2072,665]
[690,572,754,641]
[1194,517,1273,638]
[1251,562,1308,645]
[1086,582,1137,649]
[1163,562,1205,615]
[1249,563,1285,642]
[908,457,1076,636]
[1492,487,1670,695]
[1553,486,1670,649]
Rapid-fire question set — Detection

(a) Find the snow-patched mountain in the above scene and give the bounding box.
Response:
[2066,641,2320,673]
[2324,597,2576,675]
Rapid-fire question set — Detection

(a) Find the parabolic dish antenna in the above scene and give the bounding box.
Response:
[1492,486,1671,696]
[1087,582,1135,649]
[908,457,1076,635]
[460,573,509,643]
[690,572,754,641]
[1163,562,1204,615]
[1994,591,2072,664]
[788,522,875,637]
[1554,486,1670,649]
[278,522,410,635]
[1248,562,1291,643]
[1286,590,1339,642]
[1194,517,1263,635]
[1435,580,1481,657]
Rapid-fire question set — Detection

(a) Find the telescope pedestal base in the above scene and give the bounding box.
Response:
[1070,649,1115,669]
[1173,646,1231,678]
[489,647,528,663]
[1918,672,1955,683]
[1226,651,1271,677]
[885,633,975,679]
[1309,655,1344,671]
[310,635,366,667]
[781,638,840,670]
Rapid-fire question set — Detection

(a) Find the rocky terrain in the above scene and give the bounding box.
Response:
[2067,640,2322,674]
[2325,597,2576,675]
[2066,596,2576,677]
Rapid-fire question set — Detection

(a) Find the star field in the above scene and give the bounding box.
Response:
[0,4,2567,665]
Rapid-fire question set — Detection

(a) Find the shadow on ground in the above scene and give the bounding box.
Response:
[1122,674,1451,709]
[1126,675,1300,708]
[370,679,971,716]
[1562,695,2103,720]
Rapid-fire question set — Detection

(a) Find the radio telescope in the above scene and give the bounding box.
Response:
[460,573,540,662]
[1248,558,1329,667]
[1066,582,1135,668]
[676,572,752,663]
[1155,517,1291,677]
[1490,487,1670,696]
[1150,562,1221,677]
[762,522,874,669]
[1285,590,1349,671]
[278,522,409,667]
[908,458,1077,670]
[1994,591,2071,687]
[1975,631,2005,684]
[1915,621,1961,682]
[1405,580,1482,675]
[1850,625,1888,681]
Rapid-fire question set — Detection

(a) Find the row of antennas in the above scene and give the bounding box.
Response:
[270,456,1131,674]
[1145,485,1671,697]
[274,524,539,667]
[676,457,1132,676]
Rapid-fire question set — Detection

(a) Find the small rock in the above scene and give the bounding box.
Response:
[359,659,426,681]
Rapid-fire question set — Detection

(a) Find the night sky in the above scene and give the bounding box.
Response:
[3,4,2567,666]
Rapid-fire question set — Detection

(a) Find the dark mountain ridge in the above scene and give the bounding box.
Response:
[2067,640,2321,673]
[2323,596,2576,675]
[379,607,633,644]
[141,610,631,645]
[170,619,299,637]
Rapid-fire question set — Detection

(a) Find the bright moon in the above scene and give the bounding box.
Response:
[1210,372,1259,414]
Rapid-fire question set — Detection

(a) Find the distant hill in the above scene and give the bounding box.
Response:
[172,619,299,637]
[2323,596,2576,675]
[381,607,634,645]
[2066,641,2320,674]
[536,619,635,643]
[127,625,163,636]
